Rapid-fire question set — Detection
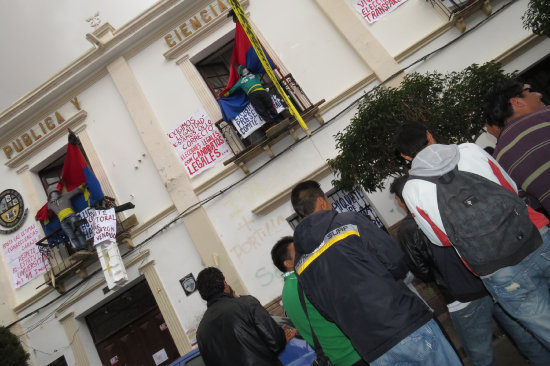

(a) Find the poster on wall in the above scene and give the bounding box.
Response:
[352,0,409,24]
[167,109,230,178]
[2,223,49,288]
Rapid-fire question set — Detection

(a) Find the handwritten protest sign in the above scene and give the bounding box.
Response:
[232,95,285,138]
[167,109,230,177]
[93,209,117,246]
[2,224,49,288]
[353,0,408,24]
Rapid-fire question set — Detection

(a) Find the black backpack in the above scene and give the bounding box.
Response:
[410,167,542,276]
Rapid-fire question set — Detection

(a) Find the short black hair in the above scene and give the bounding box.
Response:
[271,236,293,273]
[484,78,524,127]
[291,180,326,218]
[389,175,409,202]
[396,122,430,158]
[196,267,225,301]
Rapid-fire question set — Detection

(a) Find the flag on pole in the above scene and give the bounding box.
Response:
[217,21,276,122]
[35,132,104,245]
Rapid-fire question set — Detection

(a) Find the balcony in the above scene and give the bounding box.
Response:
[35,200,137,293]
[428,0,492,32]
[216,72,325,174]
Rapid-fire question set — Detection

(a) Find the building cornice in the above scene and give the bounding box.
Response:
[0,0,195,136]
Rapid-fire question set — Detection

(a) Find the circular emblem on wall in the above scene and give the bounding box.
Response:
[0,189,28,234]
[180,273,197,296]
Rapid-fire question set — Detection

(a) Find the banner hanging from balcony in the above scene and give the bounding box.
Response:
[232,95,285,138]
[167,109,230,178]
[2,224,49,288]
[352,0,409,24]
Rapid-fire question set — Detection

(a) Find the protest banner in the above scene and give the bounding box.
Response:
[93,208,117,246]
[232,95,285,138]
[2,224,49,288]
[353,0,408,24]
[167,109,230,177]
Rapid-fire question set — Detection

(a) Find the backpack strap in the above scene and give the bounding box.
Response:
[409,166,458,185]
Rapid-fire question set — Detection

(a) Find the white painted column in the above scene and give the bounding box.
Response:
[59,312,90,366]
[314,0,405,87]
[106,57,247,295]
[140,260,191,355]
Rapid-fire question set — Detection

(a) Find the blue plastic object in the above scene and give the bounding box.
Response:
[168,338,316,366]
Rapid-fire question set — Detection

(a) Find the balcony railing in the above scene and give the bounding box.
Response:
[427,0,492,31]
[215,72,325,174]
[35,200,137,293]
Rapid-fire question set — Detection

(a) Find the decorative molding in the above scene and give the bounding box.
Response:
[13,287,54,314]
[252,164,333,216]
[163,0,250,60]
[5,110,87,168]
[493,34,545,66]
[130,206,177,238]
[60,312,90,366]
[193,164,239,195]
[55,250,150,315]
[318,74,377,116]
[395,23,454,63]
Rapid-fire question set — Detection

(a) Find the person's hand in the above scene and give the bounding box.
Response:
[283,326,297,343]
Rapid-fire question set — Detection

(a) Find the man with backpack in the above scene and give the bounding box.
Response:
[396,122,550,348]
[391,174,550,366]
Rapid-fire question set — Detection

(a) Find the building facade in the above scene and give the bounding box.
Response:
[0,0,548,365]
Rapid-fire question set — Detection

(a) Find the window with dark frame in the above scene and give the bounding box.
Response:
[287,186,386,230]
[195,40,235,98]
[38,144,91,195]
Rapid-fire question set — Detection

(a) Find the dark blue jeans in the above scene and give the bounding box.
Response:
[370,319,461,366]
[60,214,88,251]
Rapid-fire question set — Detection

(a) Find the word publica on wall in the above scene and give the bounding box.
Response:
[2,97,82,160]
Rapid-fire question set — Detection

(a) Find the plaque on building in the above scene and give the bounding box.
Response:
[0,189,28,234]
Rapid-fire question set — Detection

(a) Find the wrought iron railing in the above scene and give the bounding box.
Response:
[215,72,315,156]
[35,199,134,291]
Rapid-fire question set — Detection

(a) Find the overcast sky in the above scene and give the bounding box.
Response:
[0,0,158,112]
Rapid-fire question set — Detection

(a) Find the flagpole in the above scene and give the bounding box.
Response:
[228,0,311,136]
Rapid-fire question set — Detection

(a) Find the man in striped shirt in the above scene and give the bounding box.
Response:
[484,78,550,216]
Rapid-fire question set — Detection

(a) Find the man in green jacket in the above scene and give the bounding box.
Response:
[224,65,283,126]
[271,236,367,366]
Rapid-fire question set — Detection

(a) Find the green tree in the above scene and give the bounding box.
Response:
[329,62,514,193]
[523,0,550,38]
[0,326,29,366]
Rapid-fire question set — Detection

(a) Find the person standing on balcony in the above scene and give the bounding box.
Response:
[223,65,283,127]
[47,184,89,252]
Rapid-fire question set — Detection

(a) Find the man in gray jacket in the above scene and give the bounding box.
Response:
[47,185,88,251]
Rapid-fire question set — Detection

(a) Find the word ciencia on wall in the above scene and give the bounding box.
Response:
[2,97,82,160]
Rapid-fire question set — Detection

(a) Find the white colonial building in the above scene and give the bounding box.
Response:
[0,0,548,365]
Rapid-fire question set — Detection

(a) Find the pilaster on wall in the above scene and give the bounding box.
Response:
[313,0,405,87]
[106,56,247,295]
[59,312,90,366]
[140,261,191,355]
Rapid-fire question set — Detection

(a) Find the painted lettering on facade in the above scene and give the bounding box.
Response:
[164,0,230,48]
[353,0,408,24]
[2,97,82,160]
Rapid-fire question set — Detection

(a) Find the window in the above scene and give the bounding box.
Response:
[46,356,67,366]
[38,144,91,195]
[287,186,386,230]
[196,40,234,98]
